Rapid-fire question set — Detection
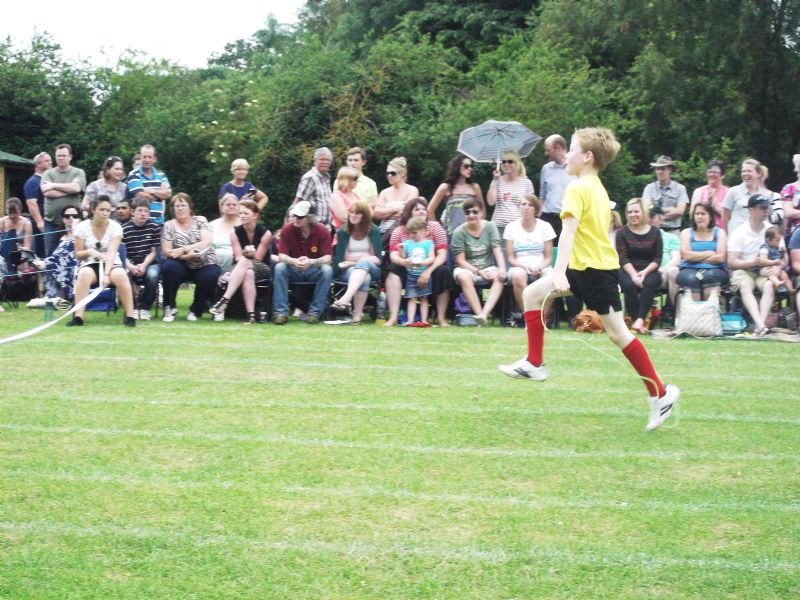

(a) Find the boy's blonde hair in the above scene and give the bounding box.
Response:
[406,216,427,233]
[572,127,620,172]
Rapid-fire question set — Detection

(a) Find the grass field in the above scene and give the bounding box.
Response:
[1,295,799,599]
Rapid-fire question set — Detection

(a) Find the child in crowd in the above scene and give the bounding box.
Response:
[759,225,796,301]
[498,127,678,431]
[400,216,434,327]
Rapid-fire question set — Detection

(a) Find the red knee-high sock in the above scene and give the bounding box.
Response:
[524,310,545,366]
[622,338,665,397]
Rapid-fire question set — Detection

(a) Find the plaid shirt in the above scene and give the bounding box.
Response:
[295,167,332,225]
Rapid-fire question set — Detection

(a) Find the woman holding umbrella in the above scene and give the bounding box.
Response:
[427,153,484,237]
[486,150,535,237]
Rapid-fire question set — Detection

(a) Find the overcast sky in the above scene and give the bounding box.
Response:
[2,1,306,68]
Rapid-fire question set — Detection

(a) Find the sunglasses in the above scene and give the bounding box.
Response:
[502,160,515,165]
[63,213,79,219]
[386,171,398,177]
[465,209,481,216]
[462,164,473,169]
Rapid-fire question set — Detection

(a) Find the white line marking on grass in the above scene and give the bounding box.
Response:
[4,468,796,513]
[1,424,796,461]
[1,520,797,571]
[30,393,800,426]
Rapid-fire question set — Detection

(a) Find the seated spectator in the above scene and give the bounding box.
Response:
[271,200,333,324]
[210,200,272,324]
[451,197,506,327]
[781,154,800,243]
[209,193,240,274]
[161,193,221,322]
[330,167,363,232]
[650,205,681,306]
[399,216,435,326]
[759,226,795,299]
[503,194,555,310]
[0,198,33,263]
[219,158,268,209]
[66,196,135,327]
[115,198,131,225]
[789,224,800,318]
[123,198,161,320]
[690,160,728,226]
[35,205,79,303]
[386,197,453,327]
[676,202,728,300]
[330,201,381,324]
[727,194,774,335]
[617,198,663,334]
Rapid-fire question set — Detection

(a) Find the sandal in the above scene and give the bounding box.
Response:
[245,312,256,325]
[210,297,229,315]
[331,300,349,311]
[755,326,770,337]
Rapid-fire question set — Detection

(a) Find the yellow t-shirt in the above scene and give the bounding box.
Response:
[560,175,619,271]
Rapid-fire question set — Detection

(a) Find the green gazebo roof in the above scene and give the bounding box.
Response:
[0,150,34,167]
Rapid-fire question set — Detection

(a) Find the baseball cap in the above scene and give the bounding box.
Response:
[747,194,770,209]
[291,200,311,218]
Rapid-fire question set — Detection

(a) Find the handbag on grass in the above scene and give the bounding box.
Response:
[675,291,722,337]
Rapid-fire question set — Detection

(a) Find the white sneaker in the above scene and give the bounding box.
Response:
[162,307,177,323]
[213,312,225,322]
[647,384,679,431]
[132,309,140,320]
[497,357,547,381]
[187,311,198,322]
[139,309,151,321]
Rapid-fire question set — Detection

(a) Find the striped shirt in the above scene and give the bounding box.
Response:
[127,166,171,224]
[295,168,332,225]
[389,221,448,253]
[490,177,535,229]
[122,220,162,264]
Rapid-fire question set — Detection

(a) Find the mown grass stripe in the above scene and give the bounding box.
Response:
[1,520,796,571]
[1,423,795,461]
[2,469,796,513]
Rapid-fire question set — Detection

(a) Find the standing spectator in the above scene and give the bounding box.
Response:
[346,147,378,206]
[399,216,435,326]
[780,154,800,242]
[722,158,769,234]
[642,155,689,233]
[373,157,418,247]
[386,198,453,327]
[160,193,220,322]
[272,201,334,324]
[428,153,485,237]
[451,198,506,327]
[538,134,575,242]
[727,194,775,336]
[40,143,86,256]
[330,167,363,231]
[82,156,128,211]
[127,144,172,224]
[123,198,161,320]
[24,151,51,258]
[218,158,268,210]
[486,150,535,237]
[293,147,333,226]
[617,198,663,334]
[690,160,728,226]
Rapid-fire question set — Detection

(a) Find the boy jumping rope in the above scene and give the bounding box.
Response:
[498,127,678,430]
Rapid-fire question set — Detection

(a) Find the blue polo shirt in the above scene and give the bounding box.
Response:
[127,166,171,224]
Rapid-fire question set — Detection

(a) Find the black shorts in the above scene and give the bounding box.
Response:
[78,262,125,280]
[386,262,453,297]
[565,268,622,315]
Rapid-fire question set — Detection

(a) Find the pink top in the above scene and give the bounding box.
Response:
[331,190,362,231]
[691,184,729,227]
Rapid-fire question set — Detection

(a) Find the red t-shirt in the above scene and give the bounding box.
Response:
[278,222,332,258]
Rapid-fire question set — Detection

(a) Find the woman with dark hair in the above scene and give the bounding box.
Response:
[209,200,272,324]
[67,196,135,327]
[617,198,663,334]
[82,156,127,210]
[386,197,453,327]
[0,198,33,256]
[451,197,506,326]
[161,192,221,322]
[36,205,79,303]
[690,160,728,227]
[676,202,728,300]
[427,153,485,237]
[330,200,381,323]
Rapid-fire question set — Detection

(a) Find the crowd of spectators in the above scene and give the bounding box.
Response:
[2,141,799,334]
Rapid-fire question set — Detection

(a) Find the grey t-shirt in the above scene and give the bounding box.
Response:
[41,166,86,225]
[642,180,688,229]
[451,220,501,270]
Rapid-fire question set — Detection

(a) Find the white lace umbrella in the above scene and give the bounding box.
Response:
[457,120,541,163]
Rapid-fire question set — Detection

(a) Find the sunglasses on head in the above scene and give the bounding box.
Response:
[465,209,481,216]
[386,171,398,176]
[105,156,122,167]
